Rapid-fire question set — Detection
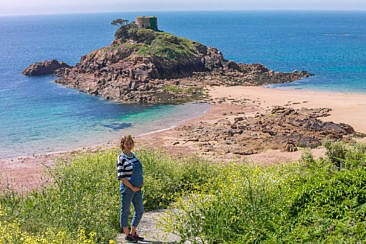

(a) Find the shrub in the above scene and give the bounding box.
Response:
[165,164,297,243]
[1,142,365,243]
[0,151,119,242]
[139,150,219,210]
[324,140,349,168]
[324,140,366,169]
[0,149,218,242]
[288,168,366,242]
[164,142,366,243]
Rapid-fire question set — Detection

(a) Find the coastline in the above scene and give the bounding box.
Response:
[137,85,366,165]
[209,86,366,133]
[0,102,211,193]
[1,86,366,192]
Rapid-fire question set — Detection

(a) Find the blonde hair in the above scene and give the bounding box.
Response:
[120,135,134,151]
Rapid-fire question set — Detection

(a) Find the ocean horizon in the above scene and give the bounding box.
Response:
[1,11,365,158]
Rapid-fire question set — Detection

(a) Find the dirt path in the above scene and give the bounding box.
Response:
[116,210,180,244]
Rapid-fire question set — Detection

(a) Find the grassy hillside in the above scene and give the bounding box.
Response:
[114,23,206,64]
[0,142,365,243]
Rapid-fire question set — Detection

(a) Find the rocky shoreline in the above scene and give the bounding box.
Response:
[138,92,363,163]
[177,105,355,156]
[53,47,312,104]
[23,59,70,76]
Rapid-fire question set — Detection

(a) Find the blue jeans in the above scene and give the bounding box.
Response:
[120,184,144,228]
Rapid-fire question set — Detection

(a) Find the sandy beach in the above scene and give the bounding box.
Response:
[209,86,366,133]
[137,86,366,164]
[1,86,366,192]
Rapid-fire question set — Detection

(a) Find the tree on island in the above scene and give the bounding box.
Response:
[111,18,129,27]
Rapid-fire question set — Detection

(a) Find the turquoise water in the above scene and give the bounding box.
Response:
[159,11,366,92]
[1,11,365,157]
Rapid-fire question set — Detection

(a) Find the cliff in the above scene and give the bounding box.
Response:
[51,23,312,104]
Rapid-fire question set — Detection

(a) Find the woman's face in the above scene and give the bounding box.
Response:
[123,140,134,152]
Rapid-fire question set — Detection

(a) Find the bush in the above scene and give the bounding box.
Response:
[1,151,119,243]
[139,150,219,210]
[164,164,296,243]
[1,142,365,242]
[0,149,218,242]
[164,142,366,243]
[288,167,366,242]
[0,206,99,244]
[324,140,366,169]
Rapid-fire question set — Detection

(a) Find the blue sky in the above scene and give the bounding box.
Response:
[1,0,366,16]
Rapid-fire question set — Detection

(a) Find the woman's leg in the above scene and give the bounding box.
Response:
[120,187,134,235]
[130,190,144,234]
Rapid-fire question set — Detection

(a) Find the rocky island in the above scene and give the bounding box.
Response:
[24,17,312,104]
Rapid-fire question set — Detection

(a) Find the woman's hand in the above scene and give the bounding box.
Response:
[131,186,141,192]
[121,179,141,192]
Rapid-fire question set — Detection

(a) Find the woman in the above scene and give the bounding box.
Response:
[117,135,144,242]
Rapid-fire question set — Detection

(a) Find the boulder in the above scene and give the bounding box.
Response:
[23,59,71,76]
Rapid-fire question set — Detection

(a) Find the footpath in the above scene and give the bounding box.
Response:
[116,210,180,244]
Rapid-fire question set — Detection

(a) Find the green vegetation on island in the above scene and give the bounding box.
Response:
[1,141,365,243]
[113,20,206,65]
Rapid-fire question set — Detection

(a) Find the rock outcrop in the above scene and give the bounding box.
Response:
[23,59,71,76]
[26,23,313,104]
[177,106,356,155]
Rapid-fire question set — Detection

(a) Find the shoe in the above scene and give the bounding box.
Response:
[133,233,144,241]
[125,234,137,243]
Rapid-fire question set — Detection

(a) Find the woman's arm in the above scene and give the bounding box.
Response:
[121,178,140,192]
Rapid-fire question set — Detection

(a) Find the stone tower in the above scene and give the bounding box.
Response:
[136,16,158,31]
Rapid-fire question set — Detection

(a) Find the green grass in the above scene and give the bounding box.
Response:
[1,142,365,243]
[162,85,185,93]
[114,23,202,63]
[135,31,201,63]
[144,32,200,61]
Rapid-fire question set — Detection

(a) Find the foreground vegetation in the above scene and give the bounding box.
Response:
[165,141,366,242]
[0,141,365,243]
[0,150,217,243]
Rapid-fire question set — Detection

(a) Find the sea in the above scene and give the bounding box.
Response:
[0,11,365,158]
